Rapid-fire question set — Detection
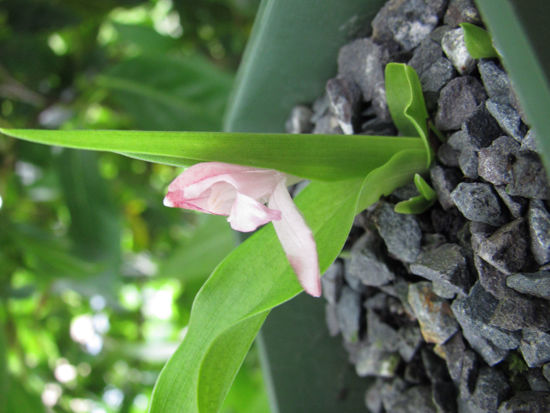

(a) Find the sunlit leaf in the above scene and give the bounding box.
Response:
[0,129,424,182]
[460,22,499,59]
[394,173,436,214]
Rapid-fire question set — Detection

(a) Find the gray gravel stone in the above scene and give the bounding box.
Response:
[498,392,550,413]
[477,218,528,275]
[381,378,408,412]
[432,280,458,299]
[520,330,550,367]
[543,363,550,382]
[337,38,388,103]
[410,243,471,295]
[494,185,526,218]
[312,113,343,134]
[451,182,505,226]
[388,385,438,413]
[477,136,520,185]
[325,303,340,336]
[463,104,503,148]
[521,128,539,153]
[458,349,478,398]
[355,344,400,378]
[527,368,550,392]
[506,152,550,199]
[485,100,526,142]
[372,202,422,263]
[458,147,478,178]
[367,309,400,352]
[490,294,550,332]
[326,77,361,135]
[408,282,459,344]
[348,231,395,287]
[528,200,550,265]
[474,254,509,299]
[435,77,487,131]
[408,37,443,75]
[420,58,456,110]
[478,60,514,107]
[430,165,461,210]
[437,143,460,167]
[397,325,423,362]
[447,128,479,152]
[336,286,363,343]
[506,271,550,300]
[469,367,510,412]
[452,283,520,352]
[442,27,475,74]
[439,332,467,383]
[444,0,481,26]
[365,379,385,413]
[285,105,313,133]
[322,261,344,305]
[432,381,457,413]
[371,0,446,52]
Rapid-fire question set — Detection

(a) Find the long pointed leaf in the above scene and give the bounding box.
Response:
[0,128,424,181]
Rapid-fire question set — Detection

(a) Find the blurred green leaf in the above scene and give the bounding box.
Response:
[97,54,234,131]
[158,215,236,281]
[0,129,425,181]
[5,376,45,413]
[460,22,498,59]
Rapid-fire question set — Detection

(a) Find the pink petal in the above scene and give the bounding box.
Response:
[268,181,321,297]
[228,192,281,232]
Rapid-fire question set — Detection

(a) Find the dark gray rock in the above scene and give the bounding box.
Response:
[285,105,313,133]
[477,136,520,185]
[312,113,343,134]
[442,27,475,74]
[408,282,459,344]
[432,381,458,413]
[367,309,400,352]
[452,283,520,353]
[506,152,550,199]
[325,303,340,336]
[521,128,539,153]
[439,332,467,383]
[527,368,550,392]
[336,286,363,343]
[421,347,450,382]
[494,185,527,218]
[490,293,550,332]
[311,95,329,122]
[326,77,361,135]
[381,378,408,412]
[444,0,481,26]
[448,128,479,152]
[430,165,461,210]
[397,324,423,362]
[507,271,550,300]
[355,344,400,378]
[458,147,479,178]
[477,218,528,275]
[337,38,388,104]
[432,280,458,299]
[410,243,471,295]
[371,0,446,52]
[435,77,487,131]
[322,261,344,305]
[478,60,514,107]
[408,38,443,75]
[485,100,526,142]
[463,104,503,148]
[458,349,478,398]
[469,221,494,252]
[364,292,388,311]
[498,392,550,413]
[430,207,467,243]
[365,379,385,413]
[420,58,456,110]
[347,231,395,287]
[520,330,550,368]
[437,143,460,167]
[528,200,550,265]
[392,181,420,201]
[469,367,510,412]
[389,385,438,413]
[451,182,505,226]
[372,201,422,263]
[474,254,509,299]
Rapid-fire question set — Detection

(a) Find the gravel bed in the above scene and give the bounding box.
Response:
[285,0,550,411]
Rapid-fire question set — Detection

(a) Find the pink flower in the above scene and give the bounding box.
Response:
[163,162,321,297]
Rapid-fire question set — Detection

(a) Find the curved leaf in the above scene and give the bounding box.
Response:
[385,63,432,166]
[0,128,424,182]
[394,173,436,214]
[460,22,498,59]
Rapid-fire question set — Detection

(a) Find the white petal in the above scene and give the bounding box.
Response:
[228,192,281,232]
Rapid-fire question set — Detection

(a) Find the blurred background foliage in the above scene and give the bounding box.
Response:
[0,0,270,412]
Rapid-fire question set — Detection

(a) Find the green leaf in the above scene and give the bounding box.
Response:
[0,128,425,182]
[460,22,499,59]
[394,173,437,214]
[158,215,237,281]
[385,63,432,166]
